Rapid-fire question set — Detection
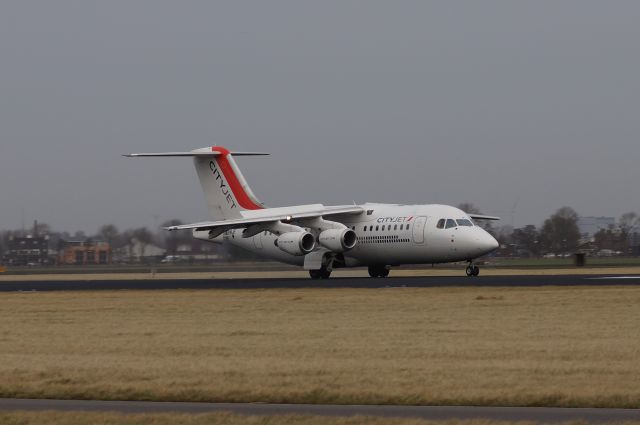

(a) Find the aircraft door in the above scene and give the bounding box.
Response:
[412,216,427,244]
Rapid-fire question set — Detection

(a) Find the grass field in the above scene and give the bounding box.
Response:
[6,412,633,425]
[1,286,639,407]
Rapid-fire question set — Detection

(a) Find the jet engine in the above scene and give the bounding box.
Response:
[275,232,316,256]
[318,228,357,253]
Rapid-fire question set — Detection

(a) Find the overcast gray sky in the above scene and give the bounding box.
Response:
[1,1,639,234]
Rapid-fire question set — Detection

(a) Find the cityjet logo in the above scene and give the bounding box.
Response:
[209,161,237,209]
[376,216,413,224]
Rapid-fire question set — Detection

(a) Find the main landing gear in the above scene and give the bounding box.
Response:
[368,265,390,278]
[466,262,480,277]
[309,267,331,279]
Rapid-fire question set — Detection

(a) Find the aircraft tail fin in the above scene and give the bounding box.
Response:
[125,146,267,220]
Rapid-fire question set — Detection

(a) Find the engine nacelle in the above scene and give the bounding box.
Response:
[318,228,357,253]
[275,232,316,256]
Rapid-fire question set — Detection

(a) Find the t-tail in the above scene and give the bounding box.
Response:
[124,146,268,220]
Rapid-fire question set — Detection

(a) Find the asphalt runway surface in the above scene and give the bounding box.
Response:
[1,274,640,291]
[1,399,639,423]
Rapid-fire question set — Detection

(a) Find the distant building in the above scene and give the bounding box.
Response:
[112,239,165,263]
[130,239,165,260]
[171,243,221,262]
[59,239,111,265]
[578,216,615,239]
[2,234,50,266]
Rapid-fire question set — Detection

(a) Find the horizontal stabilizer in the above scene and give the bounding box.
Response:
[124,151,269,157]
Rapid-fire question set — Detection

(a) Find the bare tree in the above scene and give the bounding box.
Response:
[540,207,580,254]
[0,230,10,259]
[619,212,639,253]
[98,224,119,246]
[594,226,617,251]
[512,225,540,257]
[619,212,638,230]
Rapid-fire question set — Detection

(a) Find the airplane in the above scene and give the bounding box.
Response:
[125,146,499,278]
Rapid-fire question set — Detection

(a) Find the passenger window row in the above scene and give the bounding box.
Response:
[436,218,474,229]
[360,224,411,232]
[358,235,410,244]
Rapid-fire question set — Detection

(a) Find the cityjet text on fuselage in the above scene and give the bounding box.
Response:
[376,216,413,224]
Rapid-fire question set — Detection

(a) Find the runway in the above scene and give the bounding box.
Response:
[1,399,638,423]
[0,274,639,291]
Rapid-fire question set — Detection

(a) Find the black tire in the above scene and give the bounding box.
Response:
[368,265,389,278]
[472,266,480,276]
[309,270,322,279]
[466,266,474,277]
[368,266,379,278]
[310,269,331,279]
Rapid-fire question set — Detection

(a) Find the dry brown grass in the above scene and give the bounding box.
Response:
[1,287,639,407]
[6,411,631,425]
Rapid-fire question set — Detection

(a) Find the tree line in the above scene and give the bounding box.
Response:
[471,206,640,257]
[0,220,224,263]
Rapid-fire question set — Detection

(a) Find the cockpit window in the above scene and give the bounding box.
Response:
[445,219,457,229]
[436,219,445,229]
[456,219,473,227]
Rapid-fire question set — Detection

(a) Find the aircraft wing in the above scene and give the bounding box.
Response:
[468,214,501,221]
[165,205,364,232]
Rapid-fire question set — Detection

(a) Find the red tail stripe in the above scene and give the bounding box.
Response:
[211,147,263,210]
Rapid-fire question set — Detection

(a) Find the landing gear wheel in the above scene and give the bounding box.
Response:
[368,265,390,278]
[466,264,480,277]
[309,268,332,279]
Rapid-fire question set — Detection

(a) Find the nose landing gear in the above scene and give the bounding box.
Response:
[466,262,480,277]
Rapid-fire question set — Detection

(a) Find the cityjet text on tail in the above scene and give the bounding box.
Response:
[125,146,499,278]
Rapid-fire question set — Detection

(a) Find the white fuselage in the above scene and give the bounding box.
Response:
[201,203,498,269]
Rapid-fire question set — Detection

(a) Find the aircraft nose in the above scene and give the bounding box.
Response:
[479,232,499,254]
